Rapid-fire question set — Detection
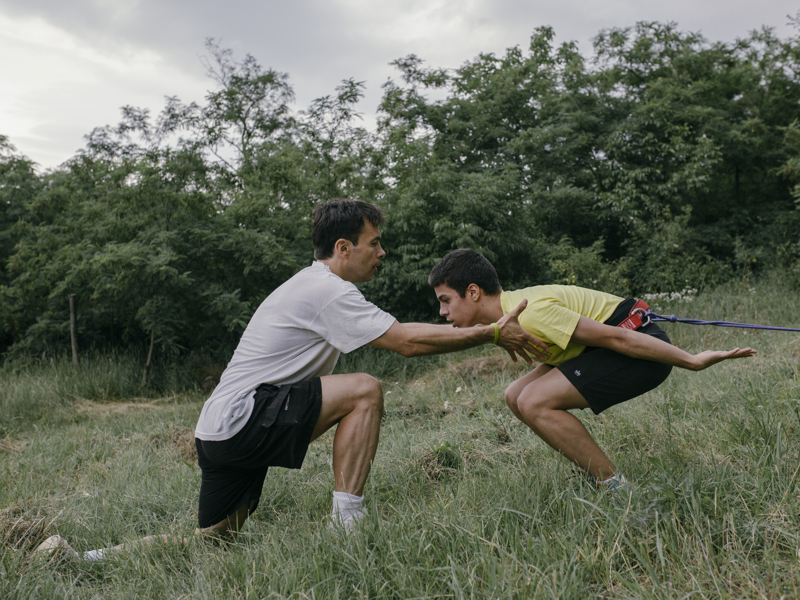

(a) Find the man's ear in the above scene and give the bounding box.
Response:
[334,238,350,258]
[466,283,482,301]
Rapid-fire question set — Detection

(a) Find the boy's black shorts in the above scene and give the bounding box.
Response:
[195,378,322,529]
[557,299,673,415]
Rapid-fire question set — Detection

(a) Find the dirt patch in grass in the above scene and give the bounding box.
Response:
[410,356,530,393]
[0,436,25,453]
[789,337,800,360]
[168,424,197,465]
[75,396,178,416]
[0,509,51,550]
[451,355,529,379]
[150,424,197,465]
[418,441,462,481]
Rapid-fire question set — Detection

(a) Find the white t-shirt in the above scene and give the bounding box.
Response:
[195,261,396,441]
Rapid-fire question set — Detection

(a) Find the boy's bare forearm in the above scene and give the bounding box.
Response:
[571,316,692,366]
[613,329,697,369]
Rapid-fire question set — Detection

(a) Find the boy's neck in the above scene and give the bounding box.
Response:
[476,293,505,325]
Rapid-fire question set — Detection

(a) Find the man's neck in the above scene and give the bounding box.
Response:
[318,257,348,282]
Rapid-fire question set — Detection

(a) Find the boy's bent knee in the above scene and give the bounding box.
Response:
[503,386,519,413]
[516,394,548,426]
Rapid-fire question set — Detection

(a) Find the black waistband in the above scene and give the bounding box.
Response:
[602,298,637,327]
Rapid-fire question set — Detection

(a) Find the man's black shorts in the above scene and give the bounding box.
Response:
[195,378,323,529]
[557,299,673,415]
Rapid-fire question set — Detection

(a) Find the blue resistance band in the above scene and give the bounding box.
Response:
[646,311,800,332]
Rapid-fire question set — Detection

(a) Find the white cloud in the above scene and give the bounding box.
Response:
[0,10,208,168]
[1,0,798,169]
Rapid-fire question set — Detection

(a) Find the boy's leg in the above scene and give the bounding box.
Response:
[506,367,617,481]
[504,363,552,420]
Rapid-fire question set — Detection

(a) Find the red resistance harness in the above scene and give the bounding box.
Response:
[616,299,651,331]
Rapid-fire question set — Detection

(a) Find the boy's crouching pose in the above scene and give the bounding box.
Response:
[428,249,756,489]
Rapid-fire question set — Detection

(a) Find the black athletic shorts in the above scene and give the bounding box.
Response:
[195,378,323,529]
[557,299,673,415]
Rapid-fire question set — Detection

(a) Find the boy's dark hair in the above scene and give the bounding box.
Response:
[428,249,501,297]
[312,199,385,259]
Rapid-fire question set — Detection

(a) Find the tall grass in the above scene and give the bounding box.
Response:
[0,351,216,436]
[1,275,799,598]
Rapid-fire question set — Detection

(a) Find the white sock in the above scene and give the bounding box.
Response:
[599,473,628,485]
[82,548,108,561]
[331,491,365,529]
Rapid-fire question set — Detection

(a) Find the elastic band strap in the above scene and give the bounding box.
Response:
[492,323,499,344]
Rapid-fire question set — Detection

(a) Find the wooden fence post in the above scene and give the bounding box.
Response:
[142,328,155,384]
[69,294,78,365]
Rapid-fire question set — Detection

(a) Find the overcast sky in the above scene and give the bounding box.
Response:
[1,0,798,170]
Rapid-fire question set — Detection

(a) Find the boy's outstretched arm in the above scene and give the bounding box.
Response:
[570,316,756,371]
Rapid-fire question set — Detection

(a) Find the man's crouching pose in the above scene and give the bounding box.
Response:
[428,249,756,489]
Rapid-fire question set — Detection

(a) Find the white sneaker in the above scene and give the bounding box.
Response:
[33,535,79,559]
[329,510,366,533]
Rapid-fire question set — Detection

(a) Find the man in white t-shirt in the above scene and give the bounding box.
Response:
[189,199,547,535]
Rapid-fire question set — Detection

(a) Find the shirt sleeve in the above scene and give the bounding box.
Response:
[519,300,581,350]
[309,286,397,354]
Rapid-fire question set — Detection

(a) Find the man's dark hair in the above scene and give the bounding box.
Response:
[428,249,501,297]
[312,199,385,259]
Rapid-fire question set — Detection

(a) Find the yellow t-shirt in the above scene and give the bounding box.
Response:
[500,285,623,366]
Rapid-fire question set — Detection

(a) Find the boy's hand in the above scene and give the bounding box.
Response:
[689,347,757,371]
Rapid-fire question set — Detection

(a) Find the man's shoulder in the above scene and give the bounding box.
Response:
[287,262,354,291]
[256,262,362,320]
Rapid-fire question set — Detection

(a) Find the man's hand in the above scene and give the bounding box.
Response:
[689,347,757,371]
[496,300,550,363]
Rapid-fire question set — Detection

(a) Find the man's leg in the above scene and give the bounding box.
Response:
[314,373,384,495]
[65,373,385,560]
[199,372,383,534]
[505,367,617,481]
[198,502,251,537]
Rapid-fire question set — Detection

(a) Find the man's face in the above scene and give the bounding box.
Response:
[434,284,480,328]
[347,221,386,282]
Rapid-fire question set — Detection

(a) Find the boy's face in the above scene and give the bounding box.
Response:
[434,284,481,328]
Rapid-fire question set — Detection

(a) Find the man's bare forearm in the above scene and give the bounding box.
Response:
[371,302,544,363]
[390,322,494,357]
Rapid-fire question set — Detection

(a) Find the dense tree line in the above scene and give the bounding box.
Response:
[2,24,800,361]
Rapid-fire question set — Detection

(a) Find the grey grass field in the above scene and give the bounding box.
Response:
[2,278,800,599]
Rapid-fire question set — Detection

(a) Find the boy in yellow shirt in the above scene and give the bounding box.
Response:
[429,249,756,489]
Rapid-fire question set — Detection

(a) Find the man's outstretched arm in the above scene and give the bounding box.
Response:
[370,300,549,363]
[570,316,756,370]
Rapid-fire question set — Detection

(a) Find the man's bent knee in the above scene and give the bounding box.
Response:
[198,502,250,539]
[353,373,384,413]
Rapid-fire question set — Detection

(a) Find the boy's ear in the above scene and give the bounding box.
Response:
[466,283,482,301]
